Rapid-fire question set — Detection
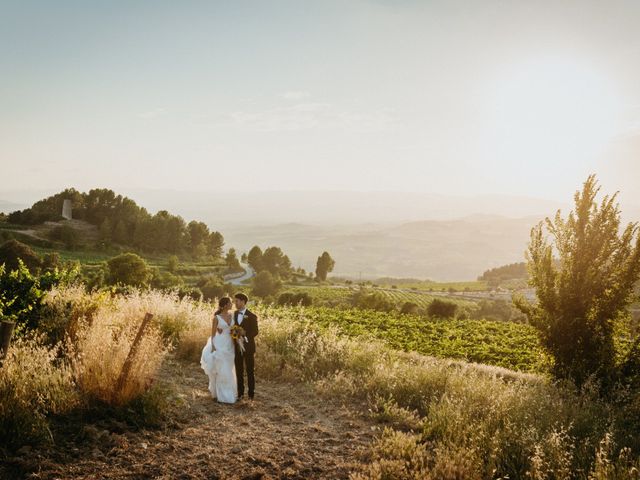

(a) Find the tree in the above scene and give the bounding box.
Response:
[247,245,264,272]
[241,252,248,263]
[106,253,151,287]
[113,219,129,244]
[225,248,242,272]
[315,251,335,281]
[206,231,225,258]
[0,239,42,272]
[167,255,179,273]
[48,225,80,249]
[262,246,292,278]
[99,217,112,243]
[252,270,281,298]
[515,175,640,388]
[427,299,458,319]
[188,221,210,257]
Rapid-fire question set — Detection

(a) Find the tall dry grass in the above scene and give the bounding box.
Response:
[0,335,77,448]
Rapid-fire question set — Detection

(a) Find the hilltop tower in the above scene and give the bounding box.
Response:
[62,199,72,220]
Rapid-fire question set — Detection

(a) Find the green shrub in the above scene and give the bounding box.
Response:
[427,298,458,318]
[0,239,42,272]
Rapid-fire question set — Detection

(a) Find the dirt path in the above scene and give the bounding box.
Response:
[8,358,376,479]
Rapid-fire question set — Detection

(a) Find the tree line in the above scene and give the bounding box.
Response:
[7,188,225,258]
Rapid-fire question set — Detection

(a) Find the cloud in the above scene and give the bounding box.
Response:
[279,91,311,101]
[137,108,166,119]
[226,102,398,133]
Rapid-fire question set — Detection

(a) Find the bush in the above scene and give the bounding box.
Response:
[426,298,458,318]
[106,252,151,287]
[0,239,42,272]
[0,260,74,333]
[277,291,313,307]
[400,302,420,315]
[252,270,281,298]
[48,224,80,249]
[0,335,77,450]
[351,289,395,312]
[72,295,169,406]
[200,277,227,302]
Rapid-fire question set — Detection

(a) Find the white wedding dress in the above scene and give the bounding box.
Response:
[200,314,238,403]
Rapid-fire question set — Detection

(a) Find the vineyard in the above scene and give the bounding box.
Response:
[286,285,478,311]
[257,304,547,372]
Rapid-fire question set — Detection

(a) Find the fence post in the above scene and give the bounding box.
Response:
[0,320,15,366]
[116,313,153,393]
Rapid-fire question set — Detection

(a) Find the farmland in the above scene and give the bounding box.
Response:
[258,304,547,372]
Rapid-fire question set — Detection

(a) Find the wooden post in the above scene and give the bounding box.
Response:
[0,320,15,365]
[116,313,153,393]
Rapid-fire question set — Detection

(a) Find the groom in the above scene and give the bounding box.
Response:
[233,293,259,400]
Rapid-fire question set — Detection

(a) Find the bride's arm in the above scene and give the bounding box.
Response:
[211,316,218,352]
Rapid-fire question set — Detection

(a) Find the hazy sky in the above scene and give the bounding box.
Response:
[1,0,639,208]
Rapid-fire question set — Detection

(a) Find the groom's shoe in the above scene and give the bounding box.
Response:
[237,395,244,401]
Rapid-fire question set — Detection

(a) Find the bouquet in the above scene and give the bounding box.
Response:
[230,325,246,353]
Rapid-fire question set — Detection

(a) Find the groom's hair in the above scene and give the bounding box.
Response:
[234,293,249,303]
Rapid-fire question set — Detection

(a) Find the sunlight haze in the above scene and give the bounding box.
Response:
[1,0,639,210]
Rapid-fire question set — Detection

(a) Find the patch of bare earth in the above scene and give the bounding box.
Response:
[5,357,377,479]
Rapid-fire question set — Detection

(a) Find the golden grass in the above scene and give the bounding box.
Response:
[0,335,77,448]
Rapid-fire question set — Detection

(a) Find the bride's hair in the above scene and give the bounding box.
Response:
[214,297,232,316]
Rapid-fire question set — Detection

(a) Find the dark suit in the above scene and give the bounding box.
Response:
[234,309,258,398]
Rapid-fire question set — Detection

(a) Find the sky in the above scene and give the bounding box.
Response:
[1,0,639,210]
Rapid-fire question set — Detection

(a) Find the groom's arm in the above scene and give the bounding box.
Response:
[247,313,258,338]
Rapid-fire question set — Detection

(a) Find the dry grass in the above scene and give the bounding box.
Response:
[243,305,640,479]
[0,335,77,449]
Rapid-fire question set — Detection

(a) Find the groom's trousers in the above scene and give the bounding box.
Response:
[235,351,255,398]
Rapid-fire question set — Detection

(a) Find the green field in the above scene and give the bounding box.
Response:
[284,284,478,310]
[375,279,489,292]
[258,304,547,372]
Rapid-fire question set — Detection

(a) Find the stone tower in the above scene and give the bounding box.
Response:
[62,199,72,220]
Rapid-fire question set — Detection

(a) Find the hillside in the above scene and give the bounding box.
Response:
[222,215,540,281]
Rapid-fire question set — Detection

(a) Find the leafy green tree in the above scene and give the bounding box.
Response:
[225,248,242,272]
[247,245,264,272]
[515,176,640,387]
[188,220,210,257]
[241,252,248,263]
[0,239,42,272]
[427,299,458,319]
[112,219,129,244]
[262,246,292,278]
[252,270,281,298]
[105,253,151,287]
[315,251,335,281]
[206,231,225,258]
[0,259,76,332]
[99,217,112,243]
[167,255,179,273]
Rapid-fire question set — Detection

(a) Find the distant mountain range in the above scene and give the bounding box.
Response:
[220,215,541,281]
[0,199,28,214]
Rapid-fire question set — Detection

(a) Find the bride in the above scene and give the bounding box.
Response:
[200,297,238,403]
